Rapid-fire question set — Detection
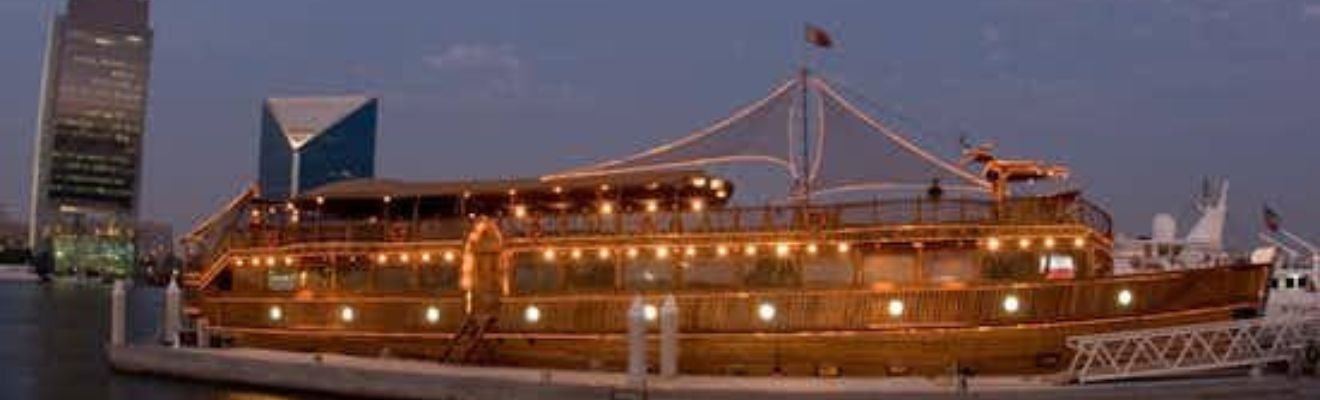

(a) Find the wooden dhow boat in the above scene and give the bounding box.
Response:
[181,70,1268,376]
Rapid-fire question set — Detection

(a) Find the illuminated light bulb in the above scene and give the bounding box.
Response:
[571,248,583,260]
[507,188,518,196]
[284,256,295,266]
[757,302,776,322]
[716,245,730,257]
[627,247,640,259]
[600,202,614,215]
[599,184,611,192]
[513,204,528,219]
[692,177,708,188]
[315,196,325,205]
[836,242,851,254]
[656,246,670,260]
[421,253,433,263]
[1117,289,1134,307]
[744,244,758,256]
[685,245,697,257]
[250,256,261,266]
[645,200,659,213]
[265,256,276,267]
[1003,295,1021,313]
[598,248,612,260]
[383,196,392,203]
[887,299,905,317]
[268,305,283,321]
[644,304,659,321]
[987,238,1002,252]
[715,190,728,199]
[1073,237,1086,249]
[710,179,725,190]
[775,243,791,258]
[376,254,388,265]
[542,249,556,262]
[443,251,456,263]
[340,306,356,323]
[690,198,705,212]
[806,243,819,255]
[524,305,542,323]
[235,259,245,267]
[400,253,411,263]
[552,186,563,194]
[1044,237,1056,249]
[1018,238,1031,250]
[425,306,441,324]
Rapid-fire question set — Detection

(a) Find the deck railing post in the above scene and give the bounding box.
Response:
[660,294,679,378]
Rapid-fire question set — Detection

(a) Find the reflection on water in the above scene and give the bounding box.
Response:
[0,281,331,400]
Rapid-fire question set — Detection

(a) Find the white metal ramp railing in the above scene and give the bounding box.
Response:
[1066,316,1320,384]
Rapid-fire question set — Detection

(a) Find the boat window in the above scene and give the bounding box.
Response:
[233,266,265,292]
[566,259,616,291]
[625,259,674,291]
[683,258,742,289]
[1300,276,1310,288]
[982,252,1041,281]
[1038,253,1076,280]
[419,264,459,291]
[514,253,561,294]
[860,253,916,286]
[1270,278,1278,289]
[375,266,414,292]
[927,251,977,283]
[337,265,370,292]
[744,257,800,288]
[802,255,853,288]
[299,267,332,291]
[267,266,297,291]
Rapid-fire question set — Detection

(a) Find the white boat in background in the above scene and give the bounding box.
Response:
[1255,223,1320,315]
[1113,180,1234,274]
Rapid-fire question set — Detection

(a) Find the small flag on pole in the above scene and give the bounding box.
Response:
[805,24,834,48]
[1263,205,1281,232]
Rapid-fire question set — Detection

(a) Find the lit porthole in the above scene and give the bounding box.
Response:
[340,306,356,323]
[268,305,283,321]
[524,305,542,324]
[425,306,441,324]
[1117,289,1134,307]
[1002,295,1021,314]
[757,302,776,322]
[643,304,659,322]
[887,299,905,317]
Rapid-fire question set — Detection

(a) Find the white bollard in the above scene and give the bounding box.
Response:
[163,275,182,347]
[196,318,210,349]
[660,294,679,378]
[627,295,647,388]
[110,280,126,346]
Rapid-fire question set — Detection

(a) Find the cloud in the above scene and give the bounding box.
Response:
[423,43,523,73]
[1305,4,1320,20]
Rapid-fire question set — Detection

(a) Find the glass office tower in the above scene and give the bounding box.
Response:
[28,0,153,277]
[258,96,378,199]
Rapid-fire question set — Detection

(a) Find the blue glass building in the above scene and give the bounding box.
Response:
[259,96,378,199]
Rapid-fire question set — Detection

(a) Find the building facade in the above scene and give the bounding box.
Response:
[258,96,378,199]
[28,0,153,277]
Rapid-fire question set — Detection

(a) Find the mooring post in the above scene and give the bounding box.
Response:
[163,275,182,347]
[660,294,679,378]
[110,279,126,347]
[627,295,647,388]
[196,317,210,349]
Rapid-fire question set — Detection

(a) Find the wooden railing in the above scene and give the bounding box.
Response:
[217,197,1111,251]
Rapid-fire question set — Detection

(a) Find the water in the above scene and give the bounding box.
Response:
[0,280,330,400]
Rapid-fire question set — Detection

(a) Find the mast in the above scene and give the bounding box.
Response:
[799,66,811,204]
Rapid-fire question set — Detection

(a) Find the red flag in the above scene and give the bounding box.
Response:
[805,24,833,48]
[1263,206,1281,232]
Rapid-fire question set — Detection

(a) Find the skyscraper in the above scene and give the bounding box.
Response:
[28,0,153,277]
[259,96,378,199]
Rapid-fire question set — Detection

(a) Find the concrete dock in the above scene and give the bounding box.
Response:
[108,344,1320,399]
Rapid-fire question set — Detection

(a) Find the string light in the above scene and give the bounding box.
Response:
[836,242,851,254]
[986,238,1002,252]
[716,245,730,257]
[775,243,791,258]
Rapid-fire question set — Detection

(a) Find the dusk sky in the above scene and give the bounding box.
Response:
[1,0,1318,247]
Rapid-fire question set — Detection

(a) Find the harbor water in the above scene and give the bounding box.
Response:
[0,280,326,400]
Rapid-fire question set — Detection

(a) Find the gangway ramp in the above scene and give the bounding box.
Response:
[1066,316,1320,384]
